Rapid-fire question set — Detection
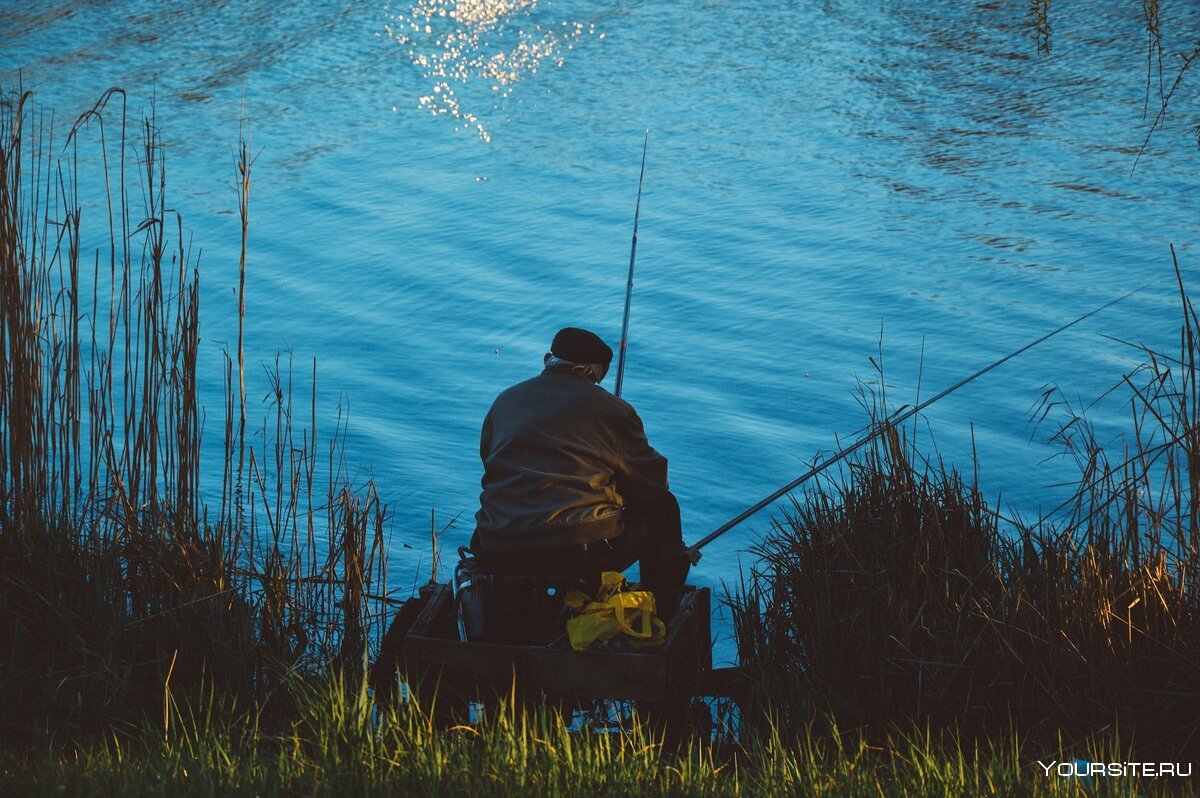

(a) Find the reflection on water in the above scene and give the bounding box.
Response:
[3,1,1200,654]
[1027,0,1051,54]
[384,0,600,141]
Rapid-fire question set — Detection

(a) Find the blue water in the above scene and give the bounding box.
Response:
[4,0,1199,661]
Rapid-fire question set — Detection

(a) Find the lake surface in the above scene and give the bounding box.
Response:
[4,0,1199,660]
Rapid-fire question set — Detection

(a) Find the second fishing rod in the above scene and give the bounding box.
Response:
[614,131,648,399]
[608,135,1140,561]
[687,285,1145,557]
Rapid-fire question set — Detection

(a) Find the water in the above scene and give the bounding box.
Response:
[4,0,1198,661]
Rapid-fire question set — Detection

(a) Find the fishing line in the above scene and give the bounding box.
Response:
[688,285,1147,557]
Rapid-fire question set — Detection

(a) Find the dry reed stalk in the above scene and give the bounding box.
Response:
[0,86,393,744]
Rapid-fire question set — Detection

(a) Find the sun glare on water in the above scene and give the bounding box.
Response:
[384,0,601,142]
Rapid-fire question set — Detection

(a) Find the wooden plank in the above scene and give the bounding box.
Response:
[402,635,669,701]
[400,583,711,704]
[664,587,711,700]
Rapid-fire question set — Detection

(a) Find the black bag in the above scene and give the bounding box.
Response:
[454,555,575,645]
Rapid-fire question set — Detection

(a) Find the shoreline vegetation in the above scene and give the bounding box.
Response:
[3,89,1200,796]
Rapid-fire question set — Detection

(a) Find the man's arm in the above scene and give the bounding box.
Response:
[479,407,493,463]
[609,401,671,506]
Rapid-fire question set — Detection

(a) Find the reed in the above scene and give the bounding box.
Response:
[0,86,389,746]
[729,262,1200,762]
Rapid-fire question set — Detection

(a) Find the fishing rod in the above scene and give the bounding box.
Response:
[614,131,649,398]
[687,285,1146,557]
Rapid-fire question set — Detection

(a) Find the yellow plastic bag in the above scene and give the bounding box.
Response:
[562,571,666,651]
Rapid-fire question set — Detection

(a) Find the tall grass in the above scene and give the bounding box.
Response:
[730,263,1200,762]
[0,86,389,745]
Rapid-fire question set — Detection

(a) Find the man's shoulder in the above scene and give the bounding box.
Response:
[495,373,544,398]
[492,372,634,416]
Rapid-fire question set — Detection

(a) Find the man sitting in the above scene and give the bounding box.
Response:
[469,327,692,620]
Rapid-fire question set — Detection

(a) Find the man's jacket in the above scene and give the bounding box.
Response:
[475,364,669,553]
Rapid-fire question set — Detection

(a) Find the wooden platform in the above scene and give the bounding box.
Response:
[399,584,712,705]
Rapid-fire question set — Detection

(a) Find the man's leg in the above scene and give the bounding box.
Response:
[469,504,690,618]
[620,492,690,619]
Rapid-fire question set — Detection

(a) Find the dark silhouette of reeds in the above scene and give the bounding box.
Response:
[730,265,1200,761]
[0,87,389,746]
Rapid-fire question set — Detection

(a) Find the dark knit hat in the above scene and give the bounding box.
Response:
[550,327,613,367]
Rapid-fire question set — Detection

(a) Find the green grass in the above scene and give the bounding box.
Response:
[5,676,1192,797]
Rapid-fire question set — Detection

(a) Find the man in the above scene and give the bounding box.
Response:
[470,327,693,617]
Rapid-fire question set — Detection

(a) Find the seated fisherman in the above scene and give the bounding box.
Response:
[469,327,693,618]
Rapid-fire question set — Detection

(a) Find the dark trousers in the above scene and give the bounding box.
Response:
[470,492,690,605]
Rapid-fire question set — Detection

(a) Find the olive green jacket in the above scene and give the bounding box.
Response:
[474,364,670,553]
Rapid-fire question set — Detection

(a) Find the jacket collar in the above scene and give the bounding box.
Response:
[543,356,606,384]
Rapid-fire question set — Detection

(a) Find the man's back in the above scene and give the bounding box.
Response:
[470,327,689,617]
[475,365,668,554]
